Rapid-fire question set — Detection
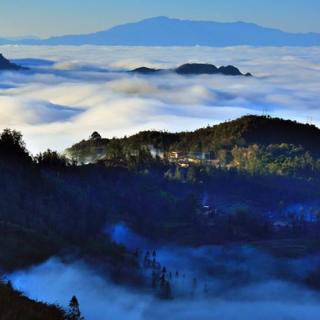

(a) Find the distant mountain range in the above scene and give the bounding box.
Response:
[1,17,320,47]
[132,63,252,76]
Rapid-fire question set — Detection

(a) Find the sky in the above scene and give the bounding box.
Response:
[0,0,320,38]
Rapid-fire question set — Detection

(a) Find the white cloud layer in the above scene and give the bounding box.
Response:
[0,45,320,154]
[9,253,320,320]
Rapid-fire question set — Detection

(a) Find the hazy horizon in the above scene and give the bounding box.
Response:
[1,0,320,38]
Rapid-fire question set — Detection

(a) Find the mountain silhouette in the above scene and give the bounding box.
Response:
[4,16,320,47]
[132,67,162,74]
[132,63,252,76]
[0,54,24,71]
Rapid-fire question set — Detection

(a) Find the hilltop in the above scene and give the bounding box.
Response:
[180,115,320,153]
[67,116,320,178]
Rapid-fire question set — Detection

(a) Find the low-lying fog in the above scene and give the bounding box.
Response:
[0,45,320,153]
[8,224,320,320]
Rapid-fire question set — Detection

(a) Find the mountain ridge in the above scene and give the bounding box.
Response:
[66,115,320,171]
[1,16,320,46]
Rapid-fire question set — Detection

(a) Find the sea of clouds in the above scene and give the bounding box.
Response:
[0,45,320,154]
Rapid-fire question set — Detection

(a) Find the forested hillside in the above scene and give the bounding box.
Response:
[2,119,320,317]
[67,116,320,179]
[1,125,320,259]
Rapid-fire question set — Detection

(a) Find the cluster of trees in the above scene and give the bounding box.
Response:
[142,250,172,299]
[140,249,204,299]
[230,143,320,178]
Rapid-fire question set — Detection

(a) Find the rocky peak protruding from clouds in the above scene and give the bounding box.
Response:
[0,53,24,71]
[132,63,252,77]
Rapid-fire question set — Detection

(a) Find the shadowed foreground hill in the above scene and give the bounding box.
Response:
[0,280,64,320]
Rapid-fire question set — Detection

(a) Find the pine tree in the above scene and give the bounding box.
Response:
[164,280,172,299]
[144,251,151,268]
[90,131,101,140]
[151,270,157,289]
[191,278,198,297]
[65,296,84,320]
[159,273,166,288]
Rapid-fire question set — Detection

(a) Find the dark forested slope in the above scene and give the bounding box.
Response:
[0,279,64,320]
[1,124,320,257]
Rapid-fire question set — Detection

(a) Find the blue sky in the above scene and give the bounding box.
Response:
[1,0,320,37]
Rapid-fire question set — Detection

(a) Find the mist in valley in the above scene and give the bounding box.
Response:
[7,224,320,320]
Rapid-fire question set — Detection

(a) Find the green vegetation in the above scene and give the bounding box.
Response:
[230,143,320,177]
[67,116,320,180]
